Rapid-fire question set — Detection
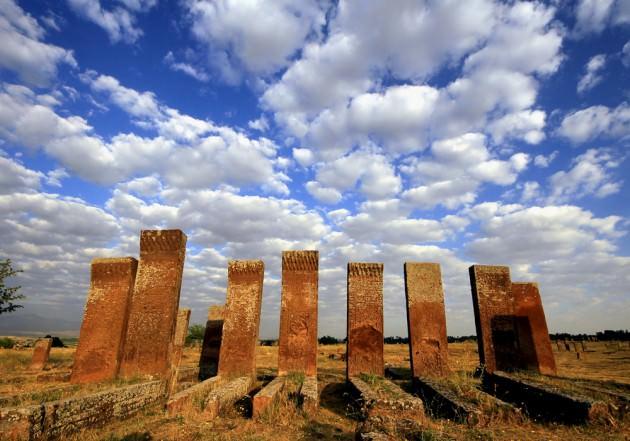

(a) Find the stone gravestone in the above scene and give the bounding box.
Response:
[278,250,319,376]
[217,260,264,378]
[404,262,449,377]
[513,282,557,375]
[30,338,52,370]
[469,265,516,374]
[119,230,187,379]
[168,308,191,393]
[71,257,138,384]
[199,305,225,380]
[347,263,384,378]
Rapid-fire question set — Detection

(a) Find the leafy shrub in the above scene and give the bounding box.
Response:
[0,337,15,349]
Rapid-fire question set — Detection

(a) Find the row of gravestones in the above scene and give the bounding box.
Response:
[65,228,557,391]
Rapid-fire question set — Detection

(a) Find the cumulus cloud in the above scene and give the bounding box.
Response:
[577,54,606,94]
[548,149,623,203]
[184,0,326,81]
[401,133,529,209]
[558,103,630,144]
[66,0,154,43]
[0,154,43,193]
[163,51,210,82]
[573,0,630,36]
[0,0,76,86]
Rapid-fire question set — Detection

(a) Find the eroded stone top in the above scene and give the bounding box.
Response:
[282,250,319,271]
[228,259,264,274]
[348,262,383,278]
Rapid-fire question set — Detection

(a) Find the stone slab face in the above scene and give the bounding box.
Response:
[404,262,449,378]
[217,260,264,378]
[119,229,187,379]
[347,263,384,378]
[203,376,255,419]
[512,282,557,375]
[253,376,286,418]
[469,265,515,374]
[30,338,52,370]
[278,250,319,376]
[300,376,319,413]
[168,308,191,393]
[71,257,137,384]
[199,305,225,380]
[166,376,225,416]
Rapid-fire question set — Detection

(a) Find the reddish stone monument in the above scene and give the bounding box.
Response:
[278,250,319,376]
[469,265,516,374]
[347,262,384,378]
[71,257,138,384]
[169,308,191,393]
[404,262,449,378]
[119,229,187,379]
[217,260,264,378]
[199,305,225,380]
[30,338,52,370]
[512,282,557,375]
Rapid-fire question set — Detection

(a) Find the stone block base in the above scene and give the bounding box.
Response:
[253,376,286,418]
[203,376,255,419]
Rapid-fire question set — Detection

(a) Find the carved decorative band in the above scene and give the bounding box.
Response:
[140,230,187,253]
[282,250,319,272]
[228,260,264,274]
[348,262,383,278]
[91,258,137,278]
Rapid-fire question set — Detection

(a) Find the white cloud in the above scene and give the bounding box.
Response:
[401,133,529,209]
[163,51,210,82]
[577,54,606,94]
[313,150,401,202]
[558,103,630,144]
[534,151,558,168]
[548,149,622,203]
[185,0,326,80]
[573,0,630,36]
[487,110,546,144]
[66,0,153,43]
[305,181,342,204]
[0,154,43,193]
[0,0,76,86]
[292,148,315,167]
[623,40,630,67]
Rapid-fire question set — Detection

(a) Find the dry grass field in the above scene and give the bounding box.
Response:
[1,340,629,440]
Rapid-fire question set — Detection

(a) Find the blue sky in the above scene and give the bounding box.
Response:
[0,0,628,338]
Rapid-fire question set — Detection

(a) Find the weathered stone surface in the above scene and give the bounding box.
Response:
[349,376,425,421]
[71,258,137,384]
[199,305,225,380]
[166,376,225,416]
[168,308,191,394]
[404,262,449,378]
[469,265,515,374]
[278,251,319,377]
[300,376,319,413]
[483,371,608,424]
[253,376,286,418]
[0,380,165,441]
[347,263,384,378]
[119,230,187,379]
[203,376,255,419]
[413,376,482,425]
[29,339,52,371]
[512,282,557,376]
[218,260,264,378]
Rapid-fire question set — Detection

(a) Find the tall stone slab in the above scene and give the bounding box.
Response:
[512,282,557,375]
[30,338,52,370]
[347,262,384,378]
[119,229,187,379]
[469,265,516,374]
[199,305,225,380]
[217,260,264,378]
[71,257,138,384]
[404,262,449,378]
[168,308,191,393]
[278,250,319,376]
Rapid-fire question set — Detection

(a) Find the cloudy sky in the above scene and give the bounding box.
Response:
[0,0,629,338]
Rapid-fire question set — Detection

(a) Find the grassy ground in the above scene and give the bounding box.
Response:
[1,341,629,440]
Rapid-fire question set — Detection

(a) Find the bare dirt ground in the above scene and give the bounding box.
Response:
[1,341,629,440]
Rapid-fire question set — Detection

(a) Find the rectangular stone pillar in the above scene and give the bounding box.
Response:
[169,308,191,394]
[199,305,225,380]
[71,257,138,384]
[512,282,557,375]
[30,338,52,370]
[119,229,187,379]
[278,250,318,376]
[404,262,449,378]
[217,260,264,378]
[469,265,515,374]
[347,262,384,378]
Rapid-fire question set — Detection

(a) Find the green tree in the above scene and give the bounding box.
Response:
[186,323,206,345]
[0,259,24,314]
